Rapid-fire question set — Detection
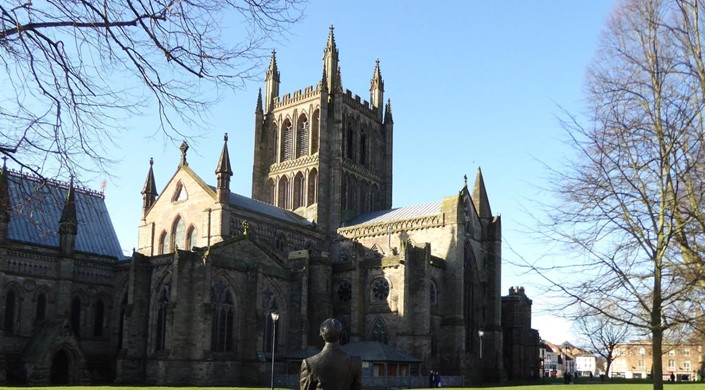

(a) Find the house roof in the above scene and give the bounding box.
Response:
[5,170,125,259]
[342,201,443,227]
[224,189,314,227]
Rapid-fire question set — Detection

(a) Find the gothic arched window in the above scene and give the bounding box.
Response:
[296,114,309,158]
[269,122,278,165]
[4,289,18,335]
[311,109,320,154]
[159,231,168,255]
[93,299,105,337]
[360,128,368,165]
[211,282,234,352]
[280,119,293,161]
[265,178,275,205]
[71,296,82,336]
[35,292,46,323]
[371,278,390,302]
[346,123,354,160]
[155,283,171,351]
[371,317,389,344]
[337,280,352,303]
[278,176,290,209]
[171,216,185,251]
[293,172,305,209]
[118,294,127,351]
[186,225,197,250]
[308,169,318,206]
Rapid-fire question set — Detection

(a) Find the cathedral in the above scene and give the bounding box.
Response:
[0,27,538,386]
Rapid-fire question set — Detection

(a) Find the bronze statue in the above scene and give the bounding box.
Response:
[300,318,362,390]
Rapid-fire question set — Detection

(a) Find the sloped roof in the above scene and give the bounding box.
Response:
[6,171,125,259]
[342,341,421,362]
[222,188,314,227]
[342,201,443,227]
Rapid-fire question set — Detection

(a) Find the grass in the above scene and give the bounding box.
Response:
[3,385,705,390]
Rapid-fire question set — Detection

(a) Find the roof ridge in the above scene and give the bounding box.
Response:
[6,169,105,199]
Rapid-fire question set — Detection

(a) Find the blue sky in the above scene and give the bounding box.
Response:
[87,1,618,344]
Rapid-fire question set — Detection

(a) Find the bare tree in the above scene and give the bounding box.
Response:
[0,0,303,178]
[532,1,705,390]
[576,311,630,378]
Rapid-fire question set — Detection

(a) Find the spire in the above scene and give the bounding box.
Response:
[141,158,158,218]
[384,99,394,124]
[264,50,280,112]
[265,50,280,83]
[320,64,328,91]
[323,25,340,94]
[0,157,10,242]
[256,88,263,113]
[370,58,384,121]
[472,167,492,219]
[216,133,233,203]
[59,176,78,255]
[370,58,384,91]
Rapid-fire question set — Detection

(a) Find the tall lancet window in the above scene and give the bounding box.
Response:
[155,282,171,351]
[211,282,234,352]
[311,109,320,154]
[296,114,309,158]
[281,119,293,161]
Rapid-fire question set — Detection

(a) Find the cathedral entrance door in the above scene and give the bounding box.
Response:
[50,350,70,384]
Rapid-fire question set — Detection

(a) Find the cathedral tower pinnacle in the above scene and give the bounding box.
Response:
[370,59,384,122]
[265,50,280,112]
[323,25,339,94]
[0,158,9,242]
[59,176,78,256]
[141,158,158,219]
[473,167,492,218]
[216,133,233,203]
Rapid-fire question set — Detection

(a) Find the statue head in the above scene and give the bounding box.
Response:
[319,318,343,343]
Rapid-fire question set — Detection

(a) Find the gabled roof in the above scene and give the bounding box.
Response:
[342,201,442,227]
[221,188,314,227]
[5,170,124,259]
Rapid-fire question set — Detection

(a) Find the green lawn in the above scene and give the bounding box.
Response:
[4,385,705,390]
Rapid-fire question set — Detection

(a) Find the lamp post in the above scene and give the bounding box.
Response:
[270,312,279,390]
[478,330,484,359]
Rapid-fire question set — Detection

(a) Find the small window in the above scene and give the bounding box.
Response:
[668,359,675,369]
[159,231,168,255]
[71,297,82,336]
[668,349,676,356]
[35,293,46,322]
[638,347,646,356]
[371,278,390,302]
[684,348,690,356]
[186,225,197,250]
[93,300,105,337]
[337,281,352,303]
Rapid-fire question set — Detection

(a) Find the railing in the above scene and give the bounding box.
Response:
[276,374,464,388]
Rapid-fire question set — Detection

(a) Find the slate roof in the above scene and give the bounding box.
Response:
[215,186,314,227]
[5,171,125,259]
[342,201,443,227]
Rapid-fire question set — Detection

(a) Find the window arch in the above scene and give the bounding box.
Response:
[371,277,390,302]
[430,280,439,305]
[280,119,293,161]
[348,176,358,212]
[93,299,105,337]
[278,176,290,209]
[171,216,185,251]
[172,181,188,202]
[371,317,389,344]
[159,231,168,255]
[4,288,19,335]
[360,180,369,213]
[307,169,318,206]
[155,282,171,351]
[293,172,305,209]
[296,113,309,158]
[345,122,354,159]
[311,109,320,154]
[371,184,380,212]
[211,282,234,352]
[35,291,46,323]
[360,128,368,165]
[262,286,280,353]
[71,296,82,336]
[269,122,278,165]
[265,178,275,205]
[186,225,198,250]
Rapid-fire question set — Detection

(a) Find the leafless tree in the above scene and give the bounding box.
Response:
[576,310,630,378]
[530,1,705,390]
[0,0,303,179]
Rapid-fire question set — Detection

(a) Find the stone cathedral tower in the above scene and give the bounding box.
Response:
[252,26,394,239]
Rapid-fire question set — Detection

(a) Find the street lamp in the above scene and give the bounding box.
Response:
[270,312,279,390]
[478,330,484,359]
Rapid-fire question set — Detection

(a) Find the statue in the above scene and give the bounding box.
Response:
[300,318,362,390]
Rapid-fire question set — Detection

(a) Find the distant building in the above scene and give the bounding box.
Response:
[609,341,703,381]
[575,354,596,376]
